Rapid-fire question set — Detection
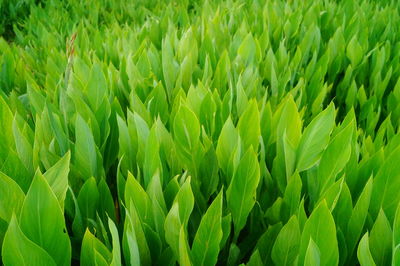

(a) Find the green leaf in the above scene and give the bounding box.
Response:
[346,177,373,257]
[370,146,400,223]
[0,96,14,160]
[173,104,200,165]
[162,35,179,94]
[346,36,364,67]
[81,229,112,266]
[369,209,392,266]
[19,171,71,266]
[317,118,354,195]
[298,201,338,266]
[179,225,192,266]
[123,205,141,266]
[357,233,376,266]
[86,62,107,111]
[192,191,223,266]
[77,177,99,225]
[176,177,194,226]
[393,203,400,260]
[43,151,70,209]
[227,147,260,237]
[237,99,260,151]
[2,215,57,266]
[124,172,152,226]
[296,103,335,172]
[0,171,24,222]
[125,202,152,266]
[304,238,321,266]
[75,115,98,179]
[144,125,162,188]
[271,215,301,266]
[216,117,239,175]
[247,249,263,266]
[109,218,122,266]
[165,177,194,259]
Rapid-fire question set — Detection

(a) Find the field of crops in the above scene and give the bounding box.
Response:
[1,0,400,265]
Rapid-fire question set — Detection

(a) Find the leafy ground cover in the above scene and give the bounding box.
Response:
[1,0,400,265]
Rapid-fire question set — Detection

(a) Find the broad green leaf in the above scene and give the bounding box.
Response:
[173,105,200,165]
[77,177,99,225]
[12,115,33,174]
[192,191,223,266]
[272,215,301,266]
[43,151,70,209]
[370,146,400,223]
[86,62,107,111]
[247,249,263,266]
[347,177,373,257]
[0,171,24,222]
[0,96,14,159]
[369,209,392,266]
[227,147,260,237]
[357,233,376,266]
[144,125,162,188]
[75,115,98,179]
[317,119,354,195]
[123,205,141,266]
[165,177,194,259]
[346,36,364,67]
[162,35,179,94]
[216,117,239,175]
[2,215,57,266]
[19,171,71,266]
[176,177,194,226]
[125,172,152,226]
[304,238,321,266]
[165,202,181,260]
[283,172,302,220]
[81,229,112,266]
[296,103,335,172]
[298,201,338,266]
[237,99,260,151]
[125,202,152,266]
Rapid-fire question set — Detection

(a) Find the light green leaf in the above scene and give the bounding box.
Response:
[237,99,260,151]
[0,171,24,222]
[346,177,373,257]
[272,215,301,266]
[296,103,335,172]
[2,215,57,266]
[75,115,98,179]
[173,105,200,165]
[19,171,71,266]
[81,229,112,266]
[227,147,260,237]
[192,191,223,266]
[44,151,70,209]
[179,225,192,266]
[346,36,364,67]
[216,117,240,175]
[369,209,392,266]
[304,238,321,266]
[298,201,338,266]
[86,62,107,111]
[357,233,376,266]
[317,118,354,195]
[370,146,400,223]
[109,218,121,266]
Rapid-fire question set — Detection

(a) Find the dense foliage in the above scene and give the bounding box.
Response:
[1,0,400,265]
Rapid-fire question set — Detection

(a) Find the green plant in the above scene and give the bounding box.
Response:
[1,0,400,265]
